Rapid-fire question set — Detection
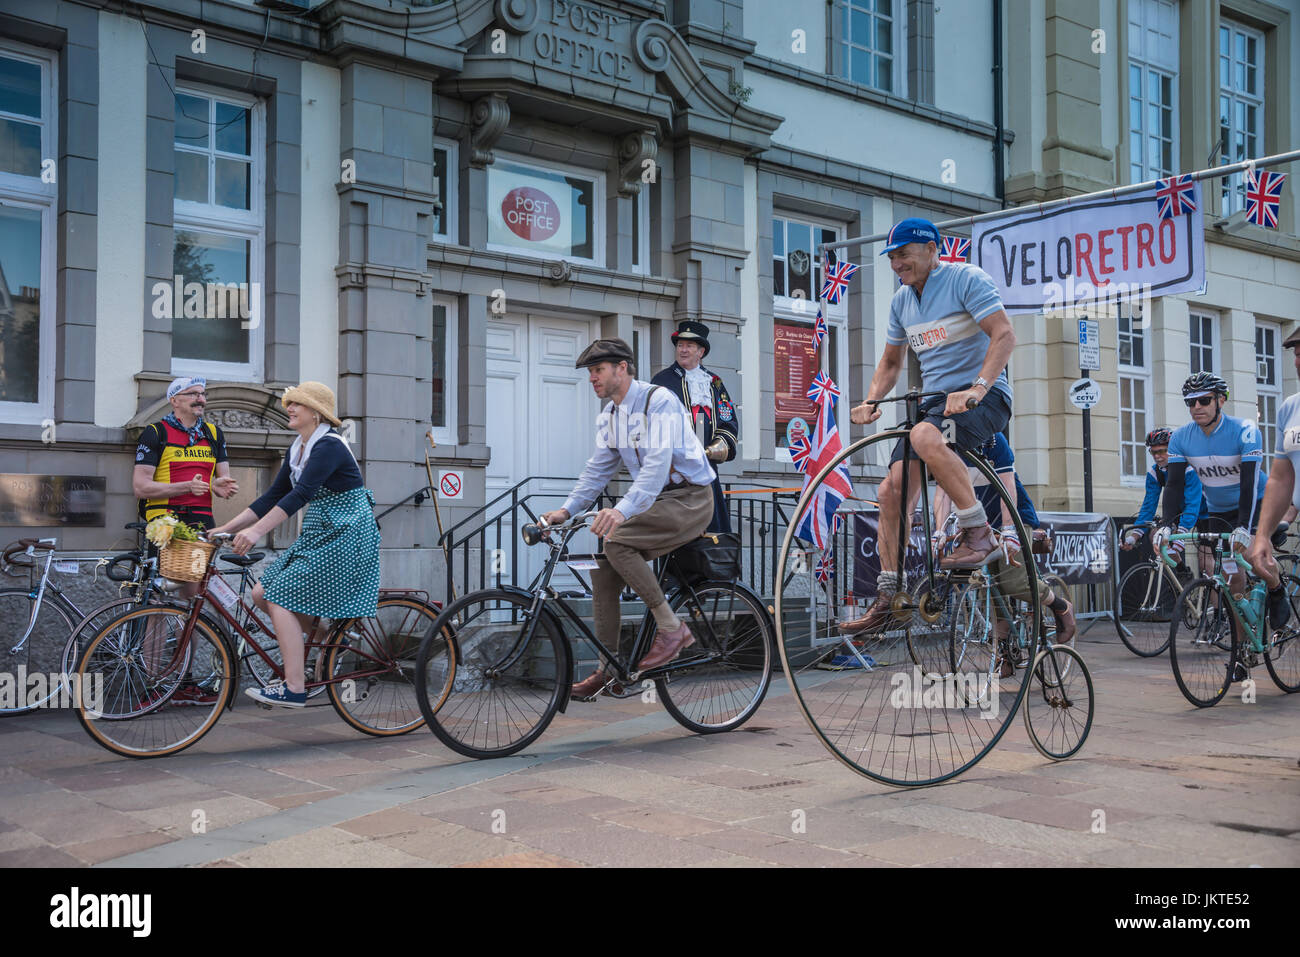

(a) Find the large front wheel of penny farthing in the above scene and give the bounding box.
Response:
[774,427,1037,788]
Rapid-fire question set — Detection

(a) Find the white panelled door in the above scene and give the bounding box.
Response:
[486,314,602,586]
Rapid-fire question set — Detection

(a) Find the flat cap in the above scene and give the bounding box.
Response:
[575,337,634,369]
[1284,327,1300,349]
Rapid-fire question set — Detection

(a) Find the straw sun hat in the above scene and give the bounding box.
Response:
[281,381,341,427]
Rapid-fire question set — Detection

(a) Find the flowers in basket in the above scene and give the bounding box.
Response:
[145,512,204,548]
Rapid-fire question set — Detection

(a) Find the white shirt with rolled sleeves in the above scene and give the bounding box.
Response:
[560,379,717,521]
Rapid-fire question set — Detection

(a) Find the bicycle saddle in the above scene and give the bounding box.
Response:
[219,552,264,567]
[124,521,148,532]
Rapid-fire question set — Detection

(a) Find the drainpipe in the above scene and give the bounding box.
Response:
[992,0,1005,206]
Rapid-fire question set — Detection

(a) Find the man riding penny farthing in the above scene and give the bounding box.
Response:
[775,218,1041,787]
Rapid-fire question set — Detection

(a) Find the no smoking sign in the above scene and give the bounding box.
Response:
[437,470,464,500]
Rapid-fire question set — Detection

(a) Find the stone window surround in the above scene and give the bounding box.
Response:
[1124,0,1180,184]
[1165,0,1293,229]
[144,46,302,402]
[1117,306,1150,485]
[1255,319,1280,463]
[0,37,57,426]
[827,0,908,97]
[433,137,458,242]
[1189,309,1219,375]
[1217,16,1265,216]
[484,151,606,268]
[170,81,267,383]
[755,167,875,468]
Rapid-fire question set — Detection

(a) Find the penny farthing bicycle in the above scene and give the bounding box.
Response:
[775,389,1093,787]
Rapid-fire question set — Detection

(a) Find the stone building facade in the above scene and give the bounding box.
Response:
[0,0,1296,591]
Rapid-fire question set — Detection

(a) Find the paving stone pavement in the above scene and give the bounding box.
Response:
[0,626,1296,868]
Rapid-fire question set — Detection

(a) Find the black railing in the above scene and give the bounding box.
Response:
[435,476,820,601]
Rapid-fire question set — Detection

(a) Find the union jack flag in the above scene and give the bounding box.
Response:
[807,371,840,407]
[1245,169,1285,229]
[1155,174,1197,219]
[793,395,853,551]
[813,308,827,348]
[938,236,970,263]
[819,258,859,304]
[789,434,814,474]
[815,551,834,584]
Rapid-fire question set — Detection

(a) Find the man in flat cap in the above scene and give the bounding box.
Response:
[540,338,717,700]
[652,320,739,533]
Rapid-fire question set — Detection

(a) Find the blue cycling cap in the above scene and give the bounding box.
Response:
[881,217,941,254]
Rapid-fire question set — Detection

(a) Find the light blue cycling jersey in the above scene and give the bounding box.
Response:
[1135,462,1202,530]
[886,262,1012,402]
[1276,394,1300,479]
[1166,413,1266,518]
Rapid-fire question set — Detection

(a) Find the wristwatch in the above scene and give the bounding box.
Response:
[972,376,990,393]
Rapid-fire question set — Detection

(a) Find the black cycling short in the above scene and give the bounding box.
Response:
[1195,508,1259,534]
[889,387,1012,466]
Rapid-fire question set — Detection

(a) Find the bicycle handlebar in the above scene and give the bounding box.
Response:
[105,552,140,582]
[521,511,597,546]
[858,389,948,407]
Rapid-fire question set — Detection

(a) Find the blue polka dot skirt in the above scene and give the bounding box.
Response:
[261,486,381,619]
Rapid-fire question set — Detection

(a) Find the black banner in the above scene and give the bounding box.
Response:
[852,510,929,598]
[1038,511,1114,584]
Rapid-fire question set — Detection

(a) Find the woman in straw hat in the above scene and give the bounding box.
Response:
[211,381,381,708]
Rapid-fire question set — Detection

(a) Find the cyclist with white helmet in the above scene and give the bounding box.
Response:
[1156,372,1267,597]
[1121,427,1203,558]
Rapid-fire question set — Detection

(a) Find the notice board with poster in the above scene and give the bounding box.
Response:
[774,320,818,448]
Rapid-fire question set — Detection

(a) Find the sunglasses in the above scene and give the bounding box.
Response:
[1184,395,1217,408]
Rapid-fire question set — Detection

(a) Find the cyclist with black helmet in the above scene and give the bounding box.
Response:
[1156,372,1267,597]
[1121,427,1202,555]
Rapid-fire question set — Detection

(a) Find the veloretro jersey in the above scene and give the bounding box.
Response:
[1167,414,1267,515]
[1276,393,1300,486]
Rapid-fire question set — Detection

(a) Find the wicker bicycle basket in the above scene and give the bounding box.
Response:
[158,538,218,583]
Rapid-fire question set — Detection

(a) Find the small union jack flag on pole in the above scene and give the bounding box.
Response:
[938,236,970,263]
[819,259,859,304]
[815,551,834,584]
[789,435,814,474]
[1154,174,1197,219]
[807,371,840,407]
[1245,168,1285,229]
[813,308,827,348]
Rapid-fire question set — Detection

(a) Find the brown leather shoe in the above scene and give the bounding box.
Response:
[1052,597,1077,645]
[994,618,1015,678]
[838,594,895,634]
[940,523,1000,569]
[571,670,612,701]
[637,623,695,672]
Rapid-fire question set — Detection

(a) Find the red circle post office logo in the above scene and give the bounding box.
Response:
[501,186,561,242]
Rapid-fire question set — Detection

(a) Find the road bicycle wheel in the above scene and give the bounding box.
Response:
[776,428,1036,787]
[943,577,1034,707]
[1169,579,1236,708]
[1024,644,1093,760]
[1263,573,1300,694]
[0,586,80,714]
[1115,563,1177,656]
[655,581,774,733]
[415,588,569,759]
[325,596,444,736]
[74,606,233,758]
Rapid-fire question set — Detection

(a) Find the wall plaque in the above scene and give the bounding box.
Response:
[0,475,107,527]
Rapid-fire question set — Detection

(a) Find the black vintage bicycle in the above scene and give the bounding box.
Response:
[775,389,1092,787]
[414,512,775,758]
